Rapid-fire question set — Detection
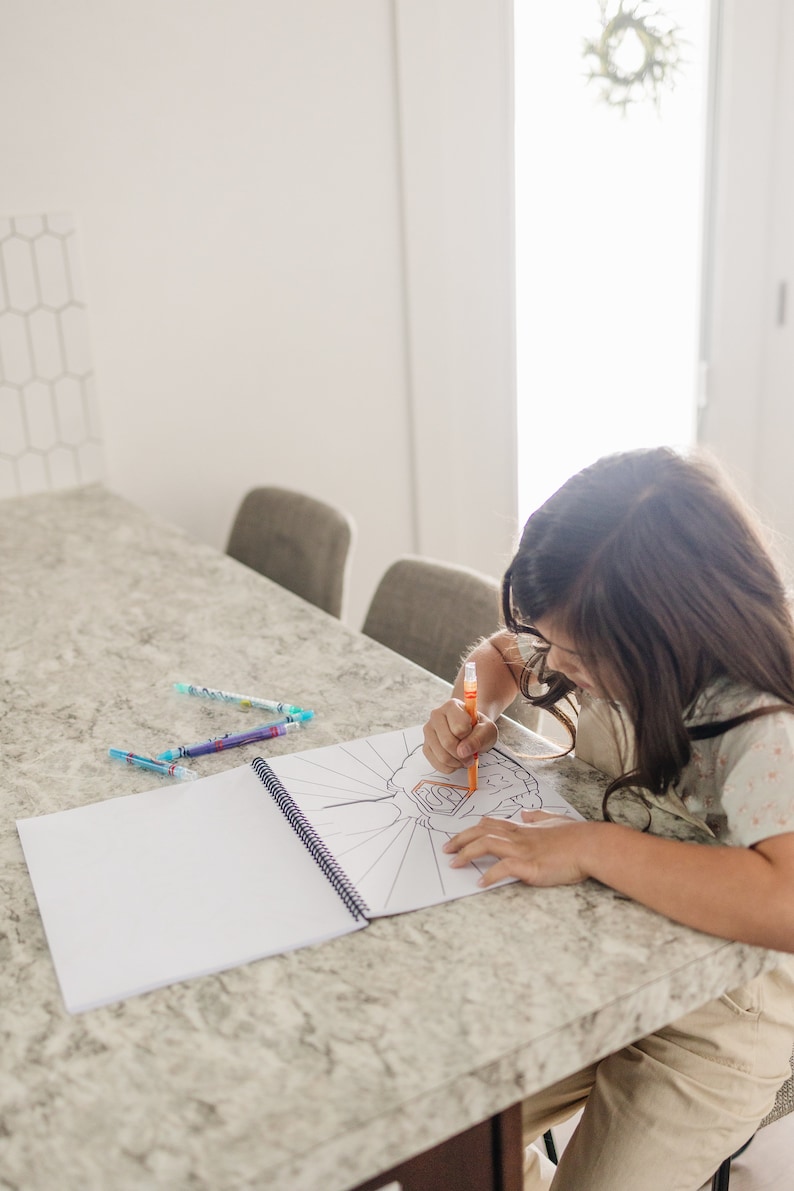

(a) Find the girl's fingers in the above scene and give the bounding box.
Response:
[443,817,590,888]
[422,704,468,771]
[456,714,498,760]
[448,832,544,888]
[442,816,518,853]
[448,830,524,867]
[520,810,574,828]
[423,701,497,773]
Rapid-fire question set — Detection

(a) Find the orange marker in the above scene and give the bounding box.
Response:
[463,661,478,795]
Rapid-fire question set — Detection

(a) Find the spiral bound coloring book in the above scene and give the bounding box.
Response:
[17,725,580,1013]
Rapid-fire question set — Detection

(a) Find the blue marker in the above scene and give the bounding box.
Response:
[109,749,197,781]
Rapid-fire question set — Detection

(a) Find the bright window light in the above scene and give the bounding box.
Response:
[514,0,711,526]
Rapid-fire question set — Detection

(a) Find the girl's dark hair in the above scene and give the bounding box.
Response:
[503,447,794,818]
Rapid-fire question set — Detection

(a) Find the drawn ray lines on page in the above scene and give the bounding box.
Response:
[362,731,413,769]
[291,755,389,788]
[283,758,386,798]
[419,830,488,894]
[283,777,389,802]
[384,819,424,907]
[322,813,412,859]
[426,829,445,897]
[348,818,415,888]
[341,741,405,782]
[320,794,396,809]
[309,815,398,842]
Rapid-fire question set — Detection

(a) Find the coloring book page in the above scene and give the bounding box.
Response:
[267,725,582,916]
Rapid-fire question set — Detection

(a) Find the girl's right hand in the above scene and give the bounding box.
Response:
[422,699,499,773]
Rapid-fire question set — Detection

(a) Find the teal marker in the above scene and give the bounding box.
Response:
[109,749,197,781]
[174,682,307,716]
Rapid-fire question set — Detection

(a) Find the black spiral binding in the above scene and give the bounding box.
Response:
[251,757,370,923]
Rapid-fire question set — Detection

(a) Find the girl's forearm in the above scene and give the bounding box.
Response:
[450,632,524,722]
[581,823,794,952]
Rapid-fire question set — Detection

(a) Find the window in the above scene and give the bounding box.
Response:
[514,0,711,524]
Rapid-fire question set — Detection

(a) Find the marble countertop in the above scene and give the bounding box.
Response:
[0,486,782,1191]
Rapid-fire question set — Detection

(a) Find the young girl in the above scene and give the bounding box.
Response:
[423,447,794,1191]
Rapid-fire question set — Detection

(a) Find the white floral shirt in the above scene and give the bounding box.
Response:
[575,678,794,846]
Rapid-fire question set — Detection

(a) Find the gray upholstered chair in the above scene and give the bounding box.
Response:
[711,1047,794,1189]
[361,554,538,729]
[362,555,502,684]
[226,487,355,619]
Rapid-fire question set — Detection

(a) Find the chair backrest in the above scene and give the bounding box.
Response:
[760,1047,794,1129]
[361,555,503,685]
[226,486,355,619]
[711,1046,794,1189]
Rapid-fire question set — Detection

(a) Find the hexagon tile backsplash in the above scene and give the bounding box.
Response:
[0,213,105,499]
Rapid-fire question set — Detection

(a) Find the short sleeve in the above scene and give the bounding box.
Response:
[715,710,794,846]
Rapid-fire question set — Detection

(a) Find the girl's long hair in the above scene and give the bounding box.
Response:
[503,448,794,816]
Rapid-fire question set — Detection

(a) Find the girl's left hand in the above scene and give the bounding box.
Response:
[443,810,593,888]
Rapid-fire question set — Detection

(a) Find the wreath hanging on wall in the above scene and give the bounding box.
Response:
[582,0,684,113]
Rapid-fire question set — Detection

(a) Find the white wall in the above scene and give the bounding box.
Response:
[702,0,794,574]
[0,0,517,628]
[394,0,517,572]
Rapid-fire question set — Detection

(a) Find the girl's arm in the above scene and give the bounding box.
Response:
[422,631,527,772]
[445,813,794,952]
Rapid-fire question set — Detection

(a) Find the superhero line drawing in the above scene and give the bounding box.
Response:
[266,725,581,916]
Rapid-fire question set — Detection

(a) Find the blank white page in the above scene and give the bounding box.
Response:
[17,765,364,1013]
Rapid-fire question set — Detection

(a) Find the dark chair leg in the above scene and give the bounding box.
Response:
[730,1134,754,1160]
[711,1155,731,1191]
[711,1131,755,1190]
[543,1129,559,1165]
